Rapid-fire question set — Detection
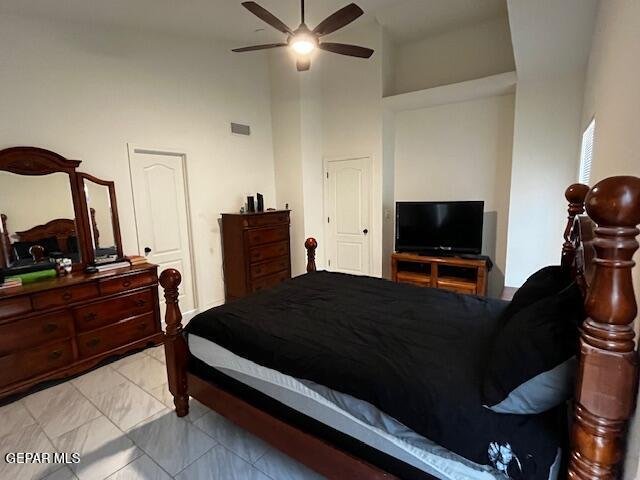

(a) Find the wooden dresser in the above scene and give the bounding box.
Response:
[391,252,489,296]
[0,263,162,400]
[221,210,291,301]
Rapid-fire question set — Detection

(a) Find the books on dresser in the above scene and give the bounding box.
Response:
[221,210,291,301]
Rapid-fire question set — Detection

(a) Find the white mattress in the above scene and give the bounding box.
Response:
[188,333,521,480]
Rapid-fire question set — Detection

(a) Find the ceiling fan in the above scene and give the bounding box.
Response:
[232,0,374,71]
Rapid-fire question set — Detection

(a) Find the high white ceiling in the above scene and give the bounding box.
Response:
[0,0,508,46]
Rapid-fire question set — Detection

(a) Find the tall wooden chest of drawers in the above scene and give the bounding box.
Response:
[221,210,291,301]
[0,263,162,400]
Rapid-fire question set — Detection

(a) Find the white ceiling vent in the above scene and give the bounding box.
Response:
[231,123,251,136]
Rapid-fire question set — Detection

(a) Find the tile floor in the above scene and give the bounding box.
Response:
[0,346,325,480]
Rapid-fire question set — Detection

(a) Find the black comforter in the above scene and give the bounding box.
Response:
[186,271,563,479]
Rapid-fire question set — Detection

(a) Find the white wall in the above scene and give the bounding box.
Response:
[504,71,585,286]
[580,1,640,477]
[392,16,515,95]
[394,94,515,296]
[0,14,277,309]
[319,21,385,277]
[269,20,385,277]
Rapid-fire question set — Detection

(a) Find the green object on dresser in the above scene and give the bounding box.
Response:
[6,269,57,284]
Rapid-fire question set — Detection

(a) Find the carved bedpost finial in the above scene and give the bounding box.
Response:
[561,183,590,268]
[159,268,189,417]
[305,237,317,273]
[569,176,640,480]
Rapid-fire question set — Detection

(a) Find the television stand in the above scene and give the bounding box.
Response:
[391,252,489,296]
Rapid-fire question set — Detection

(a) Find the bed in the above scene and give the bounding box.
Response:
[159,176,640,480]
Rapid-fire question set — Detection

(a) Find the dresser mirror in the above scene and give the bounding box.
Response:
[0,148,87,273]
[0,170,81,271]
[79,173,123,265]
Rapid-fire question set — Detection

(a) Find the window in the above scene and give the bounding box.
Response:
[579,118,595,184]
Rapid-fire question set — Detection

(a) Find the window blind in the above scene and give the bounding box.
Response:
[579,118,595,185]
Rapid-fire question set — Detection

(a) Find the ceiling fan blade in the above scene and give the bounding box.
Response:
[319,42,374,58]
[312,3,364,36]
[241,1,293,35]
[297,57,311,71]
[232,43,288,53]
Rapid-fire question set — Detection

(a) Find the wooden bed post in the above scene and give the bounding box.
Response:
[159,268,190,417]
[569,176,640,479]
[562,183,590,268]
[305,237,317,272]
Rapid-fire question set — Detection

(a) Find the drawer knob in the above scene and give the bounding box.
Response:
[255,268,262,274]
[62,292,72,301]
[122,280,131,287]
[137,323,148,331]
[43,323,58,334]
[84,312,97,321]
[87,338,100,348]
[134,300,146,307]
[49,350,62,360]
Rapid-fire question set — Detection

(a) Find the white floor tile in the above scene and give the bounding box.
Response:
[0,423,61,479]
[145,347,165,365]
[126,409,216,476]
[116,356,166,391]
[195,411,269,464]
[0,400,35,438]
[91,382,165,431]
[71,366,129,400]
[109,352,148,371]
[255,446,326,480]
[148,383,208,423]
[23,383,102,439]
[105,455,171,480]
[53,416,141,480]
[42,465,78,479]
[175,445,271,480]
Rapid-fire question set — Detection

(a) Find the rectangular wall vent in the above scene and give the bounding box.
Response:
[231,123,251,136]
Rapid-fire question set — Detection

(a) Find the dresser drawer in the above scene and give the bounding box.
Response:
[99,271,156,296]
[251,270,289,293]
[32,284,99,310]
[246,226,289,247]
[0,340,73,388]
[250,257,290,280]
[244,212,289,228]
[77,313,156,358]
[249,241,289,264]
[0,296,32,320]
[73,289,154,332]
[0,310,73,356]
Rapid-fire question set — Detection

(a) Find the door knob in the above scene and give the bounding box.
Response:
[144,247,152,254]
[363,229,368,235]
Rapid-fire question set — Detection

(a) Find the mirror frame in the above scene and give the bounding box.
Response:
[78,173,124,265]
[0,146,90,272]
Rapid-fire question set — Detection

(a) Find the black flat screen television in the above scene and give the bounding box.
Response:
[395,201,484,255]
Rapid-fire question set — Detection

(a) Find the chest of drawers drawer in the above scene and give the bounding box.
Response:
[243,213,289,228]
[250,257,290,280]
[0,296,32,320]
[249,241,289,264]
[246,226,289,247]
[251,270,289,293]
[0,311,73,356]
[0,340,73,388]
[99,271,156,296]
[77,312,156,358]
[73,289,154,332]
[32,284,99,310]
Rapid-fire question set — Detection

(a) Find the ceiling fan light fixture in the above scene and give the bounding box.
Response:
[290,34,316,55]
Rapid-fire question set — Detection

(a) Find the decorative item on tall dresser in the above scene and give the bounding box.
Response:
[160,176,640,480]
[221,210,291,301]
[0,146,162,400]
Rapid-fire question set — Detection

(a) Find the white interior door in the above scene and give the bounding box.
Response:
[325,157,371,275]
[129,148,196,316]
